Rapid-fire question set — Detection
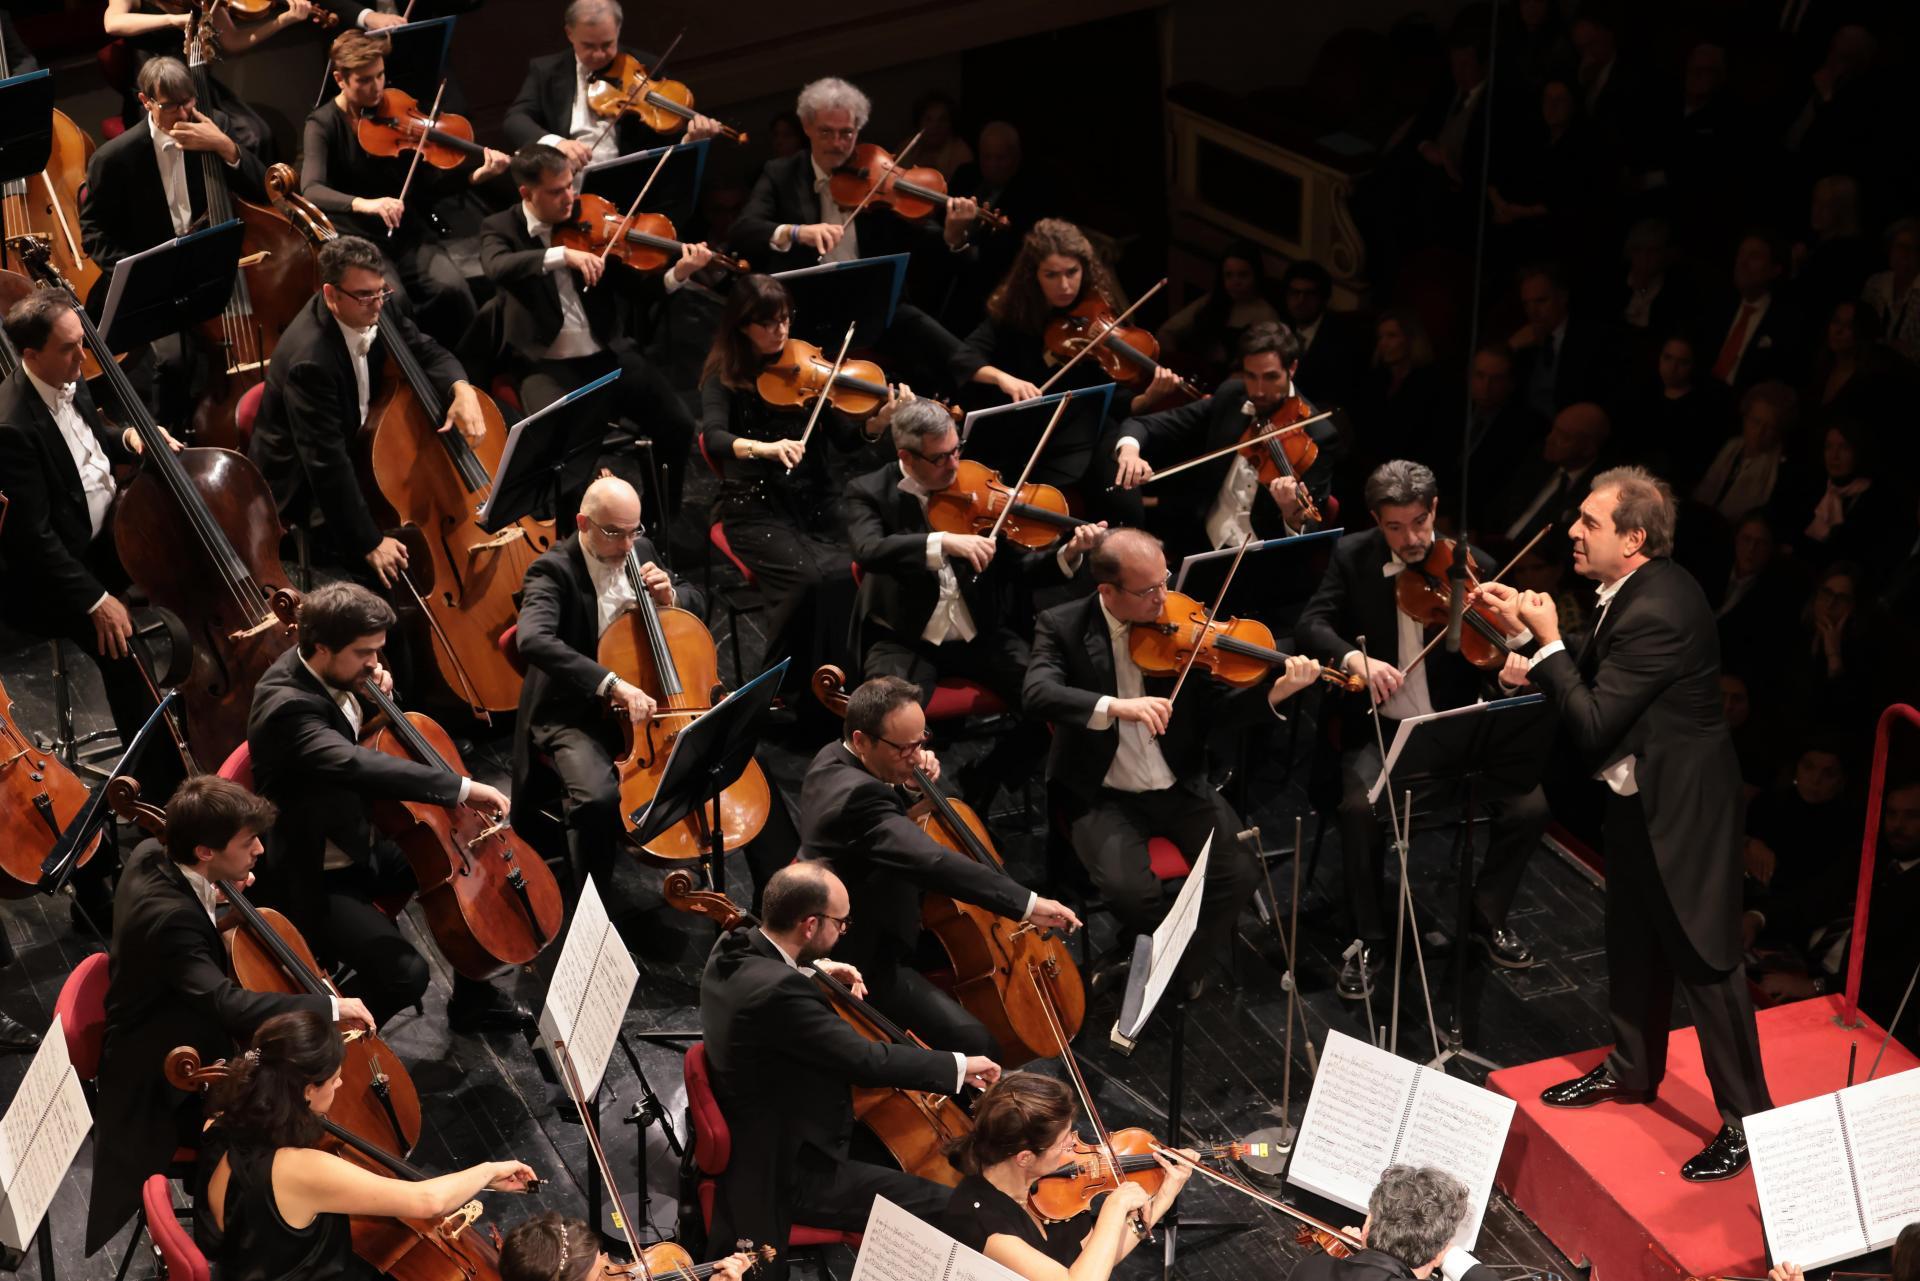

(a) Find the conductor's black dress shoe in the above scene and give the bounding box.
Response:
[1539,1065,1655,1108]
[1680,1126,1750,1181]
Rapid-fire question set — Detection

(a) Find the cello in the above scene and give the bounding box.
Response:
[0,670,101,897]
[353,675,564,978]
[662,871,974,1186]
[14,238,298,767]
[811,664,1088,1068]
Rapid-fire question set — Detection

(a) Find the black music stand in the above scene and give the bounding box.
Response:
[314,16,456,105]
[580,141,708,229]
[0,1210,60,1281]
[39,691,181,901]
[627,660,788,900]
[772,253,906,350]
[478,367,623,530]
[94,220,245,352]
[958,382,1116,486]
[1370,694,1552,1074]
[0,70,54,184]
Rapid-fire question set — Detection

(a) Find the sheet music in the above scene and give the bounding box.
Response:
[1288,1030,1418,1206]
[1113,833,1211,1043]
[1392,1068,1516,1247]
[1841,1069,1920,1244]
[847,1195,1024,1281]
[0,1016,93,1249]
[537,877,639,1100]
[1746,1093,1869,1268]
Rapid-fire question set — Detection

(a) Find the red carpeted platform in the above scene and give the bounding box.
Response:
[1488,995,1918,1281]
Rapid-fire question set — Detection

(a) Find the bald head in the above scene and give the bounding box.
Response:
[576,477,643,563]
[762,861,850,963]
[1543,402,1610,470]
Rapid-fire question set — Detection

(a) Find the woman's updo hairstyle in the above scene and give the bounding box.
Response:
[946,1071,1074,1176]
[209,1008,344,1149]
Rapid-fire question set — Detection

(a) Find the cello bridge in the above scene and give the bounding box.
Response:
[440,1202,483,1238]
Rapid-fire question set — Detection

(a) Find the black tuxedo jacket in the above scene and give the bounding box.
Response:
[730,150,962,275]
[1700,293,1810,391]
[797,740,1031,964]
[699,926,957,1254]
[1294,528,1495,738]
[79,111,267,278]
[246,646,461,938]
[87,840,329,1251]
[0,367,132,622]
[509,532,700,798]
[1487,458,1596,548]
[502,49,669,155]
[1528,557,1744,968]
[1292,312,1372,410]
[477,204,664,357]
[1023,592,1280,804]
[843,464,1068,648]
[1510,318,1610,414]
[251,292,464,560]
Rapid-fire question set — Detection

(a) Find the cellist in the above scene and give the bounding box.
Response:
[86,774,378,1256]
[798,676,1082,1060]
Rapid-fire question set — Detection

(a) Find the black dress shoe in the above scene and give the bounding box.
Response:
[1472,921,1536,969]
[1680,1125,1750,1182]
[1088,947,1133,998]
[447,985,534,1035]
[1336,947,1384,1001]
[1539,1065,1655,1108]
[0,1012,41,1053]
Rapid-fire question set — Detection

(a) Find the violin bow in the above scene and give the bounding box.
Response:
[388,77,447,240]
[1035,278,1167,397]
[587,140,678,287]
[984,392,1072,543]
[1147,1143,1362,1251]
[1166,531,1255,710]
[1399,522,1551,679]
[1143,408,1337,485]
[837,129,922,236]
[788,321,856,477]
[584,28,686,164]
[552,1036,654,1263]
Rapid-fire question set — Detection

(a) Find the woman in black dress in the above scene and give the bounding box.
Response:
[195,1010,538,1280]
[500,1211,756,1281]
[940,1072,1194,1281]
[700,273,905,690]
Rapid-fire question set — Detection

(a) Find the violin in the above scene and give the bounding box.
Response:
[354,677,564,979]
[211,0,340,27]
[611,1243,776,1280]
[1129,590,1365,694]
[755,337,923,420]
[1043,298,1204,404]
[925,459,1091,551]
[585,53,746,143]
[810,665,1087,1067]
[1029,1129,1246,1222]
[1236,396,1322,525]
[828,144,1009,231]
[354,88,491,171]
[661,871,973,1186]
[0,671,102,898]
[554,191,747,275]
[597,551,771,864]
[1392,538,1525,671]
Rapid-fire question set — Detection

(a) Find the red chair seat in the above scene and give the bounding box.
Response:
[216,741,253,788]
[144,1174,211,1281]
[234,381,266,453]
[708,522,757,585]
[490,376,522,414]
[55,952,110,1082]
[925,678,1005,720]
[1147,836,1192,881]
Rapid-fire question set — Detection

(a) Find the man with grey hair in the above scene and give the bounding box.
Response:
[503,0,723,171]
[1479,466,1772,1181]
[1298,460,1548,999]
[1290,1166,1501,1281]
[844,399,1104,732]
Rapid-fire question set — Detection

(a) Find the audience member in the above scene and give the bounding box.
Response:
[1694,381,1796,522]
[1630,334,1728,492]
[1281,259,1371,409]
[1487,402,1610,548]
[1862,217,1920,362]
[1158,240,1283,383]
[1702,231,1809,391]
[1741,738,1860,993]
[1508,262,1609,416]
[1772,420,1907,575]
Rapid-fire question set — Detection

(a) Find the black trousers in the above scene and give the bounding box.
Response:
[523,348,695,522]
[391,236,478,352]
[862,628,1030,712]
[1600,791,1772,1128]
[863,945,998,1061]
[1063,782,1259,972]
[1336,738,1546,947]
[712,496,853,687]
[320,845,498,1026]
[790,1149,948,1230]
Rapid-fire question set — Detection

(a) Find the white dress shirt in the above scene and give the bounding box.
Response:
[1087,598,1179,793]
[25,366,116,552]
[1112,401,1302,552]
[334,316,378,427]
[582,547,640,638]
[524,202,604,360]
[148,114,195,236]
[1529,565,1641,794]
[771,158,861,264]
[895,464,978,645]
[536,60,624,169]
[1340,559,1436,722]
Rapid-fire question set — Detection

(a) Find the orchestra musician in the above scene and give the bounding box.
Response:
[500,1213,756,1281]
[1475,468,1773,1181]
[1287,1166,1504,1281]
[101,0,306,156]
[318,0,408,30]
[301,30,510,344]
[479,142,712,526]
[699,862,1000,1275]
[85,775,378,1255]
[1294,460,1547,1000]
[502,0,724,171]
[941,1072,1195,1281]
[1110,321,1339,563]
[1023,528,1316,998]
[250,234,487,600]
[192,1009,538,1277]
[798,676,1082,1059]
[246,583,530,1033]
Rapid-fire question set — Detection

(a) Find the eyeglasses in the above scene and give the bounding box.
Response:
[815,911,853,931]
[912,442,963,465]
[875,732,933,757]
[812,126,858,141]
[593,522,643,542]
[335,285,395,305]
[1115,573,1171,600]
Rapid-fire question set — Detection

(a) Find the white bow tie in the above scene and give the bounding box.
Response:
[53,384,77,407]
[1381,560,1406,578]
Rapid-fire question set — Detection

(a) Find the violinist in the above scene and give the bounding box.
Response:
[847,399,1103,725]
[1288,1166,1503,1281]
[700,862,999,1277]
[318,0,408,29]
[1110,321,1339,562]
[193,1009,539,1279]
[86,775,378,1256]
[101,0,307,156]
[1295,461,1546,1000]
[502,0,724,171]
[941,1072,1195,1280]
[301,30,510,344]
[480,143,710,525]
[501,1212,757,1281]
[245,583,529,1034]
[1023,528,1314,999]
[799,676,1082,1059]
[251,235,485,597]
[700,274,880,695]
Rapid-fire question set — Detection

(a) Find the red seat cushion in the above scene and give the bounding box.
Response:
[490,376,522,414]
[709,523,756,585]
[1147,836,1192,881]
[925,678,1006,720]
[144,1174,211,1281]
[233,382,267,453]
[498,624,526,677]
[216,742,253,789]
[54,952,111,1082]
[684,1043,731,1175]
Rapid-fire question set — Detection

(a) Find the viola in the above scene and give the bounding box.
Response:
[585,53,747,143]
[1392,538,1524,671]
[597,551,771,865]
[1236,396,1322,524]
[354,677,564,978]
[661,871,974,1186]
[827,144,1009,231]
[925,458,1090,551]
[0,671,101,898]
[1028,1129,1246,1222]
[554,191,747,275]
[1129,590,1365,694]
[1042,298,1203,404]
[354,88,490,171]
